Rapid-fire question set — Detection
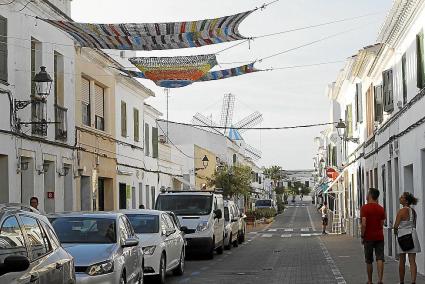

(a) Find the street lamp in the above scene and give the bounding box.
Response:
[33,66,53,99]
[335,119,360,144]
[195,155,210,172]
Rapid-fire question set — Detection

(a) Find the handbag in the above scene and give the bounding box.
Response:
[397,208,416,251]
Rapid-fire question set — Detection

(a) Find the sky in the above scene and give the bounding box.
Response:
[71,0,393,170]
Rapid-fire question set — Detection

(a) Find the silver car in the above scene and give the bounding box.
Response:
[0,204,75,284]
[49,212,143,284]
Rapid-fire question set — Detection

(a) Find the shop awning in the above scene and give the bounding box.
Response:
[323,168,347,194]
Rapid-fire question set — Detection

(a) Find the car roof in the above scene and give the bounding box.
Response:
[158,191,216,196]
[118,209,163,215]
[47,211,122,219]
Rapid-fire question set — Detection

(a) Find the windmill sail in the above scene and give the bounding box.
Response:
[192,113,222,135]
[220,94,235,134]
[233,111,263,133]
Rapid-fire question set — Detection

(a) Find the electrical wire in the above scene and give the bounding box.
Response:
[157,119,336,130]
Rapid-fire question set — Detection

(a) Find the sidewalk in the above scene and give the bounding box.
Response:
[322,234,425,283]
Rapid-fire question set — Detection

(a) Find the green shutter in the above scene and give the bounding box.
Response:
[356,83,363,123]
[0,16,7,83]
[374,85,383,123]
[417,31,425,89]
[145,123,150,156]
[383,69,394,113]
[402,53,408,104]
[121,101,127,137]
[134,108,139,142]
[152,127,158,158]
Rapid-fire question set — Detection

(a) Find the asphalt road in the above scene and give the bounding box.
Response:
[164,200,346,284]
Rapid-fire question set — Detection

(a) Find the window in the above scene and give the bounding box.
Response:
[94,84,105,131]
[81,77,91,126]
[152,127,158,158]
[31,38,41,96]
[20,215,51,260]
[417,31,425,89]
[366,85,375,137]
[374,85,383,123]
[402,53,408,105]
[355,83,363,123]
[121,101,127,137]
[150,186,156,210]
[345,104,353,138]
[145,185,150,209]
[134,108,139,142]
[118,218,129,242]
[0,216,27,262]
[145,123,150,156]
[31,96,47,136]
[54,51,64,106]
[383,69,394,113]
[0,16,7,83]
[126,214,159,234]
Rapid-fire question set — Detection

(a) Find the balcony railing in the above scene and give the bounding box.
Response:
[55,104,68,141]
[31,96,47,137]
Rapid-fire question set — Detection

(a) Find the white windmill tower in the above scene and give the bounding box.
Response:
[192,93,263,161]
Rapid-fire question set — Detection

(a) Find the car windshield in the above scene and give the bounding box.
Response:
[255,200,272,207]
[156,195,213,216]
[49,217,116,244]
[224,207,230,221]
[126,214,159,234]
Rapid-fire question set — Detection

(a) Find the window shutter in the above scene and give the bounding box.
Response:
[417,31,425,89]
[345,105,353,138]
[145,123,150,156]
[152,127,158,158]
[383,69,394,113]
[402,53,408,104]
[81,78,90,104]
[134,108,139,142]
[0,16,7,83]
[121,101,127,137]
[374,85,383,123]
[94,84,104,118]
[356,83,363,123]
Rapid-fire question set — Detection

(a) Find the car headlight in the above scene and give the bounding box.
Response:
[196,221,209,232]
[143,246,156,255]
[87,260,114,276]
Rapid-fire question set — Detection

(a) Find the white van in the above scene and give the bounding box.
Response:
[155,191,225,259]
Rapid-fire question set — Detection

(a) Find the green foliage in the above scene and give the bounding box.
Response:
[246,208,277,219]
[263,166,283,187]
[275,186,285,195]
[276,196,285,213]
[208,164,252,198]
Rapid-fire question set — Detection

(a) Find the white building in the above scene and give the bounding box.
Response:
[318,0,425,274]
[0,0,76,212]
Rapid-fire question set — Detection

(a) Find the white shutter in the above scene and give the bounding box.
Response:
[94,84,104,118]
[81,77,90,104]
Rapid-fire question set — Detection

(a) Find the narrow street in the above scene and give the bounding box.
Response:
[166,199,343,284]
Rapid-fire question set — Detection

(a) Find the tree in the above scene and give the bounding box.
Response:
[263,165,283,188]
[208,164,252,198]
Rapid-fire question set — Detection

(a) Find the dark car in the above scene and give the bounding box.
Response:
[0,204,76,283]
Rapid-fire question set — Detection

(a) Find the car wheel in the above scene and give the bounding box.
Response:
[233,235,239,248]
[173,248,185,276]
[216,235,224,255]
[239,228,246,244]
[154,254,166,284]
[225,234,232,250]
[207,237,215,259]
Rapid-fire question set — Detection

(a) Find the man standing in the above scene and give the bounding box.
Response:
[361,188,386,284]
[30,196,39,210]
[320,202,329,235]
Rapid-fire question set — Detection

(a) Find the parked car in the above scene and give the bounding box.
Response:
[121,209,185,284]
[223,201,239,250]
[0,204,75,284]
[155,191,225,259]
[234,204,247,244]
[255,199,276,210]
[49,212,143,284]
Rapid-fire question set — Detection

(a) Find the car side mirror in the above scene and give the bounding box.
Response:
[0,255,30,276]
[122,237,139,248]
[214,209,222,220]
[180,226,189,234]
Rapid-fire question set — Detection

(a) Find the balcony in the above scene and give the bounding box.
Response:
[55,104,68,141]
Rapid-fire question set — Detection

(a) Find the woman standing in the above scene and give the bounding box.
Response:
[394,192,421,284]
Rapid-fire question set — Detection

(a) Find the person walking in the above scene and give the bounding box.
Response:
[320,202,329,235]
[394,192,421,284]
[361,188,386,284]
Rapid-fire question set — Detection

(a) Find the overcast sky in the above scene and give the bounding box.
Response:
[71,0,392,170]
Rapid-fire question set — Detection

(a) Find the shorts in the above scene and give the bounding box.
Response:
[364,240,385,264]
[322,217,328,226]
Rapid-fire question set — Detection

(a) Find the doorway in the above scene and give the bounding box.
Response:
[404,164,414,193]
[119,183,127,209]
[63,164,73,211]
[0,155,9,203]
[44,161,55,214]
[98,178,105,211]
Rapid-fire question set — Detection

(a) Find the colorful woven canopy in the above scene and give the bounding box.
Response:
[121,62,260,88]
[42,10,253,51]
[198,63,259,81]
[128,55,218,88]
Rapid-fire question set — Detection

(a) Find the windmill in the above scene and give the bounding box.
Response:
[192,93,263,161]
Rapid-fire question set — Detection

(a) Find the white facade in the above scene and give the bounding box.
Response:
[114,74,154,210]
[0,0,76,212]
[317,0,425,274]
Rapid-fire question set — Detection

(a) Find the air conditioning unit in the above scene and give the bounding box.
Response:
[159,135,167,144]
